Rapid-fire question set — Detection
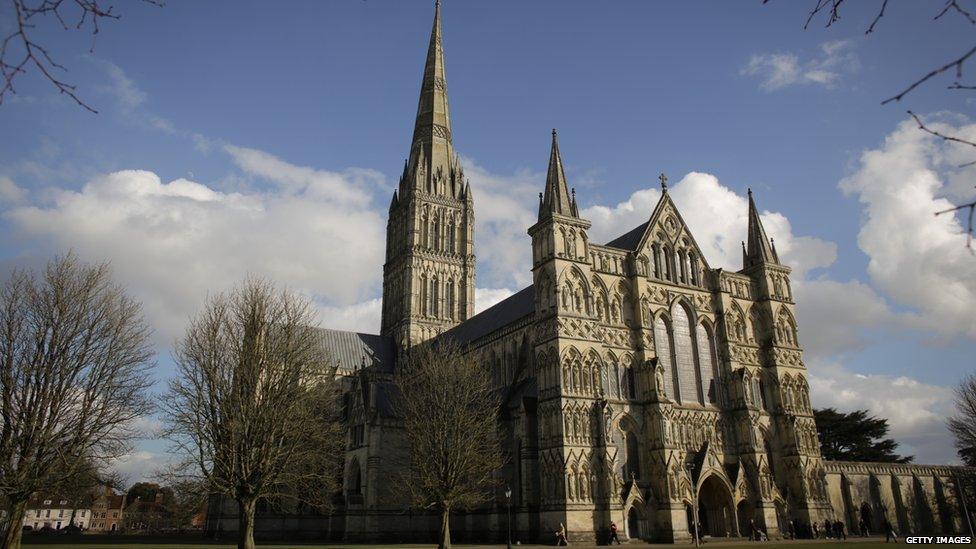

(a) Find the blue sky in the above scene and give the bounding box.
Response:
[1,0,974,480]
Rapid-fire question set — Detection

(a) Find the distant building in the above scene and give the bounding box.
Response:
[124,485,167,532]
[89,487,126,532]
[23,495,91,531]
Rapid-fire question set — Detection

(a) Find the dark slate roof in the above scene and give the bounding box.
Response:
[312,328,395,373]
[604,221,648,251]
[440,285,535,346]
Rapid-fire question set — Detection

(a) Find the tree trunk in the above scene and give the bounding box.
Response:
[237,498,257,549]
[2,498,28,549]
[439,506,451,549]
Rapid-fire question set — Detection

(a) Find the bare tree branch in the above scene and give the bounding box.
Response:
[160,278,344,549]
[948,375,976,465]
[866,0,890,34]
[1,0,161,113]
[935,0,976,25]
[883,45,976,104]
[936,199,976,251]
[0,252,154,549]
[392,339,504,549]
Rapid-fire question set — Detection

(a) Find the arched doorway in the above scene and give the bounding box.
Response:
[697,475,735,538]
[627,506,640,540]
[737,500,752,538]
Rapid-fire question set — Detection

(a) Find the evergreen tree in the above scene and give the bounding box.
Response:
[813,408,913,463]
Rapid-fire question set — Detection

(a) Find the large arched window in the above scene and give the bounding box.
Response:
[672,305,699,404]
[348,459,362,495]
[653,316,676,398]
[430,276,439,318]
[445,280,455,320]
[697,323,717,404]
[432,217,441,252]
[420,274,429,315]
[625,431,641,480]
[447,219,456,253]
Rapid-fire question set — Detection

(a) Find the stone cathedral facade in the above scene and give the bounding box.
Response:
[207,2,973,543]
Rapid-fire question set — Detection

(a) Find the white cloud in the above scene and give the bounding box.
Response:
[0,175,26,204]
[319,298,382,334]
[741,40,859,91]
[110,450,171,485]
[792,279,901,356]
[3,166,387,344]
[224,144,382,208]
[100,60,147,112]
[461,157,541,289]
[475,287,516,314]
[840,116,976,338]
[582,172,837,278]
[808,360,956,464]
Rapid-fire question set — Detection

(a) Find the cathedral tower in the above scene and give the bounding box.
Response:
[381,0,475,349]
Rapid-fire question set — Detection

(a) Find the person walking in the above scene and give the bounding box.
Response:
[884,519,899,543]
[608,521,621,545]
[835,519,847,540]
[555,522,568,546]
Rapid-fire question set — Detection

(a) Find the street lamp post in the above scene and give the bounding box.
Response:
[505,486,513,549]
[685,462,700,548]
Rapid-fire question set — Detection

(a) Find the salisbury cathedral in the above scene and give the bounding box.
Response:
[208,2,972,543]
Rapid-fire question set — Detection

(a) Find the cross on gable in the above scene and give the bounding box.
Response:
[659,172,668,191]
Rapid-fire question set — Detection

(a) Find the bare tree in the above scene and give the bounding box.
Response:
[160,278,344,549]
[1,0,160,113]
[769,0,976,248]
[948,374,976,467]
[0,253,154,549]
[393,339,503,549]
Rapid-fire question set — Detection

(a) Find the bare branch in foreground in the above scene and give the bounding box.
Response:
[0,252,155,549]
[392,339,504,549]
[160,278,344,549]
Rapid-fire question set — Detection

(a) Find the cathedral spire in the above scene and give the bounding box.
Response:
[408,0,455,185]
[540,129,574,219]
[745,188,777,268]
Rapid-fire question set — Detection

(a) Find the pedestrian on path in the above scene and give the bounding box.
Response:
[608,521,621,545]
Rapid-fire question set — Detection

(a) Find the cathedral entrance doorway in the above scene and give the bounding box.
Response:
[627,506,640,540]
[697,475,735,538]
[737,500,752,538]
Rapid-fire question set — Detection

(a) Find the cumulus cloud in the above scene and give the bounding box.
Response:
[840,116,976,338]
[0,175,26,204]
[111,450,171,484]
[808,360,955,464]
[461,157,541,289]
[582,172,837,278]
[475,287,516,314]
[741,40,859,91]
[3,167,387,344]
[792,279,900,356]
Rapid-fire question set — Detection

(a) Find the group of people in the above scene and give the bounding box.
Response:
[551,515,901,545]
[783,518,848,540]
[554,521,623,546]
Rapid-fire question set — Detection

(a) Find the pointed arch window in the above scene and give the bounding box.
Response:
[430,276,439,318]
[447,219,456,253]
[420,274,429,315]
[697,323,717,404]
[672,305,699,404]
[446,279,455,320]
[653,316,676,398]
[625,431,641,480]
